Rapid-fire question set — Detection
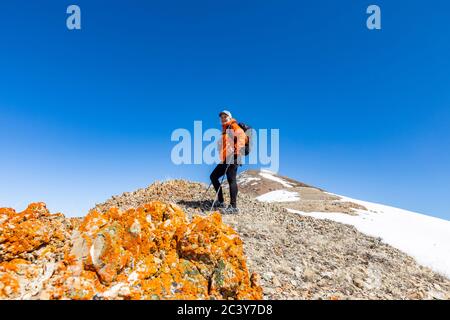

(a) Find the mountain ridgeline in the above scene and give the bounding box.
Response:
[1,170,449,300]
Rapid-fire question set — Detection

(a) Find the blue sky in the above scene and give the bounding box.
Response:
[0,1,449,219]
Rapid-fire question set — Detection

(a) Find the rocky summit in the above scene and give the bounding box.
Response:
[1,175,450,300]
[94,178,450,300]
[0,201,262,300]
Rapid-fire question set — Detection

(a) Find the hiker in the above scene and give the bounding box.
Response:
[210,110,247,214]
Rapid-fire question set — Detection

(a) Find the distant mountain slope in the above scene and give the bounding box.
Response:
[237,170,366,214]
[237,170,450,278]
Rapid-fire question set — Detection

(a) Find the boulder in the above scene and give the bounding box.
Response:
[9,201,263,300]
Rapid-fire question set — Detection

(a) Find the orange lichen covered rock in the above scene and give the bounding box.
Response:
[41,201,262,300]
[1,203,50,260]
[177,213,262,299]
[0,203,74,299]
[0,201,262,300]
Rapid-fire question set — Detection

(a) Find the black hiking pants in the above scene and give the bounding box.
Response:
[210,163,239,208]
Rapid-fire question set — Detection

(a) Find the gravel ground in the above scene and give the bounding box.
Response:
[94,180,450,300]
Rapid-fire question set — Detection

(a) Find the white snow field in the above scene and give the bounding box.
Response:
[287,194,450,278]
[238,176,261,186]
[256,190,300,202]
[258,170,294,188]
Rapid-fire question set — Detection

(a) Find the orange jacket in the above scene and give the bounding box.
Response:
[220,119,247,162]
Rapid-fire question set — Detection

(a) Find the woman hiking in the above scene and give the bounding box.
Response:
[210,110,247,214]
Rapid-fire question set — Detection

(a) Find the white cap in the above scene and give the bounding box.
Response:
[219,110,232,118]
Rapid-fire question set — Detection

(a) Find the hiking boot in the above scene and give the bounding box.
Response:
[211,201,226,209]
[220,205,240,215]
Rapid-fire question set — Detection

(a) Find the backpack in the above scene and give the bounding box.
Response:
[238,122,253,156]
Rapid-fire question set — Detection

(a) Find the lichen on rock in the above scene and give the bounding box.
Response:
[0,203,74,299]
[0,201,262,300]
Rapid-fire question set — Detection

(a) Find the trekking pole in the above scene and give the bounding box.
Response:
[202,183,212,199]
[210,163,231,211]
[200,182,212,208]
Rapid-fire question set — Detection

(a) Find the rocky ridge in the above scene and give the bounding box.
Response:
[95,179,450,300]
[1,177,450,300]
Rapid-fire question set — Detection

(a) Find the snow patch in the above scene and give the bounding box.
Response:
[259,171,293,188]
[287,195,450,278]
[238,176,261,186]
[257,190,300,203]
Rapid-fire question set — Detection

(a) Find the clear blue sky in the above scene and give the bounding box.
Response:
[1,1,449,219]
